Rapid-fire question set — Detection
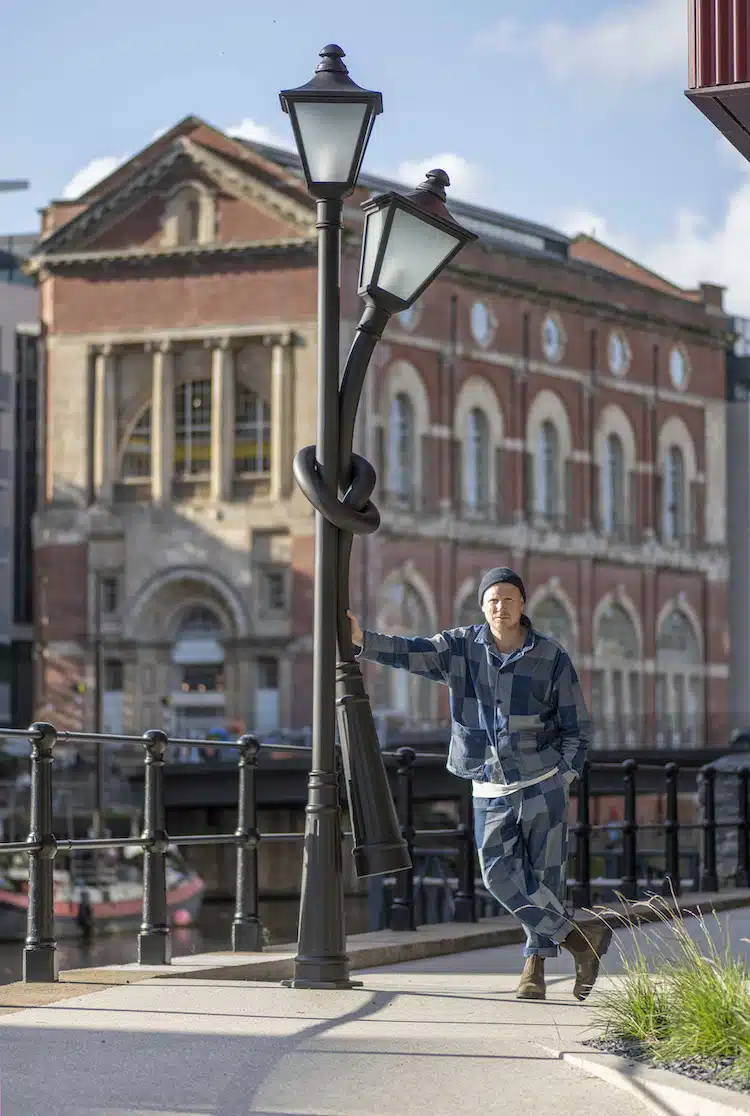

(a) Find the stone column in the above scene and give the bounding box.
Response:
[92,346,116,503]
[269,333,295,501]
[210,339,234,502]
[151,342,174,505]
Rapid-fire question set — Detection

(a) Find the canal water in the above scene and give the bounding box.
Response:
[0,896,372,985]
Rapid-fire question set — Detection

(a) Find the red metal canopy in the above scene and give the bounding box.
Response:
[686,0,750,160]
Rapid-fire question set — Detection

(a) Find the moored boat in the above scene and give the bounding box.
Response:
[0,845,205,941]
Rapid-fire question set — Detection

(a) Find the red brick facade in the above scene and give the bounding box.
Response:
[30,116,731,749]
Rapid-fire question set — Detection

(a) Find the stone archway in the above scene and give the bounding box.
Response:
[126,568,250,740]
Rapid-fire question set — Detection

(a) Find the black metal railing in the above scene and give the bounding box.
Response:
[1,723,748,982]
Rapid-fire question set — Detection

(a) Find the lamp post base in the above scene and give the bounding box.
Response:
[23,944,58,983]
[284,769,356,989]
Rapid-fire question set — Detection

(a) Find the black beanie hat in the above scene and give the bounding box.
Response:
[478,567,526,608]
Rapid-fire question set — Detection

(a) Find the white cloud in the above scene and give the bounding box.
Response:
[475,0,686,87]
[62,156,123,199]
[558,175,750,316]
[226,117,290,148]
[393,153,486,204]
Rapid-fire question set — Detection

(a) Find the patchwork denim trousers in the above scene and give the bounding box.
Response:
[473,771,575,957]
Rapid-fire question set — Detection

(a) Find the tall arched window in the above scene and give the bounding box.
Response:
[664,445,686,543]
[537,420,560,519]
[455,590,481,629]
[465,407,490,513]
[603,433,626,538]
[374,580,435,728]
[185,195,201,244]
[593,602,641,749]
[121,407,152,480]
[174,380,212,478]
[234,384,271,475]
[656,609,702,747]
[531,595,574,651]
[388,393,415,505]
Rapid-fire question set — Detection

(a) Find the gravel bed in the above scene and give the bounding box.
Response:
[581,1036,750,1095]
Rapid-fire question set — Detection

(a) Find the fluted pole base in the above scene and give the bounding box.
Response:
[282,770,363,989]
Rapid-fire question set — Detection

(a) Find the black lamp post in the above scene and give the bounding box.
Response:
[280,45,477,990]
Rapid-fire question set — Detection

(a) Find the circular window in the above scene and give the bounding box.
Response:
[542,314,564,362]
[470,301,494,347]
[669,346,688,390]
[608,330,630,376]
[398,303,419,331]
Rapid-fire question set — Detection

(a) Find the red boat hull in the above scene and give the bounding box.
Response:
[0,875,205,940]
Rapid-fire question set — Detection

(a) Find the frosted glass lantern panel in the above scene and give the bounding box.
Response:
[360,207,386,288]
[377,209,459,303]
[293,101,368,183]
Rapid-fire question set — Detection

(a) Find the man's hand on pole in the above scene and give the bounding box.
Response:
[346,609,363,646]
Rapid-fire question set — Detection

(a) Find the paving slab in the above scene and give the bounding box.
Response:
[0,953,649,1116]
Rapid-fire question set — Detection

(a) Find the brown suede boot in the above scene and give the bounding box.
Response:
[516,954,546,1000]
[561,921,613,1001]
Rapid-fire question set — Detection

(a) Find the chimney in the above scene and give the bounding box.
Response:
[700,281,726,310]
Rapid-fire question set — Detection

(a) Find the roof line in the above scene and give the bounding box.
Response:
[234,136,570,247]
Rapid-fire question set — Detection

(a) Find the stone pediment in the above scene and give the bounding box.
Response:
[31,131,316,266]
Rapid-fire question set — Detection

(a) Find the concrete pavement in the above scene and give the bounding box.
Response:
[0,947,649,1116]
[2,900,750,1114]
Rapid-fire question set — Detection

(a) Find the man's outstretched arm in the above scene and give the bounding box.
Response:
[347,610,454,684]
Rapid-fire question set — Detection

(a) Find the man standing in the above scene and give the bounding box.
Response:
[348,566,612,1002]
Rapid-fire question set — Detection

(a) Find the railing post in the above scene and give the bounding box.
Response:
[232,734,263,951]
[571,760,591,910]
[390,747,416,931]
[453,782,477,922]
[662,762,681,897]
[138,729,171,965]
[621,759,638,900]
[23,723,59,983]
[736,769,750,889]
[699,764,718,893]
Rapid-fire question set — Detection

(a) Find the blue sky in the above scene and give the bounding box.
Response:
[3,0,748,312]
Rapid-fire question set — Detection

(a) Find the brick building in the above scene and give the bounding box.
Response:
[27,115,731,747]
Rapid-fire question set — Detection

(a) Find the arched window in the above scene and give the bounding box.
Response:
[374,580,435,728]
[387,393,415,505]
[121,407,152,480]
[234,384,271,475]
[603,433,626,538]
[465,407,490,513]
[593,602,641,749]
[174,380,212,478]
[162,184,214,249]
[664,445,686,543]
[170,604,226,741]
[656,609,702,748]
[455,590,481,629]
[537,420,560,519]
[185,195,201,244]
[531,596,574,651]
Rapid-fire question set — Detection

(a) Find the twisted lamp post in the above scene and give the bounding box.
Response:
[280,44,477,989]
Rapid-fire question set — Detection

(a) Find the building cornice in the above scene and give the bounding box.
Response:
[445,259,730,346]
[29,236,317,274]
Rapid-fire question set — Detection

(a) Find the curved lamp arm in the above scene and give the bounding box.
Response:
[291,299,411,880]
[336,303,391,660]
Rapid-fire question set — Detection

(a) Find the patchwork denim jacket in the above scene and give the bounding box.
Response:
[356,617,590,786]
